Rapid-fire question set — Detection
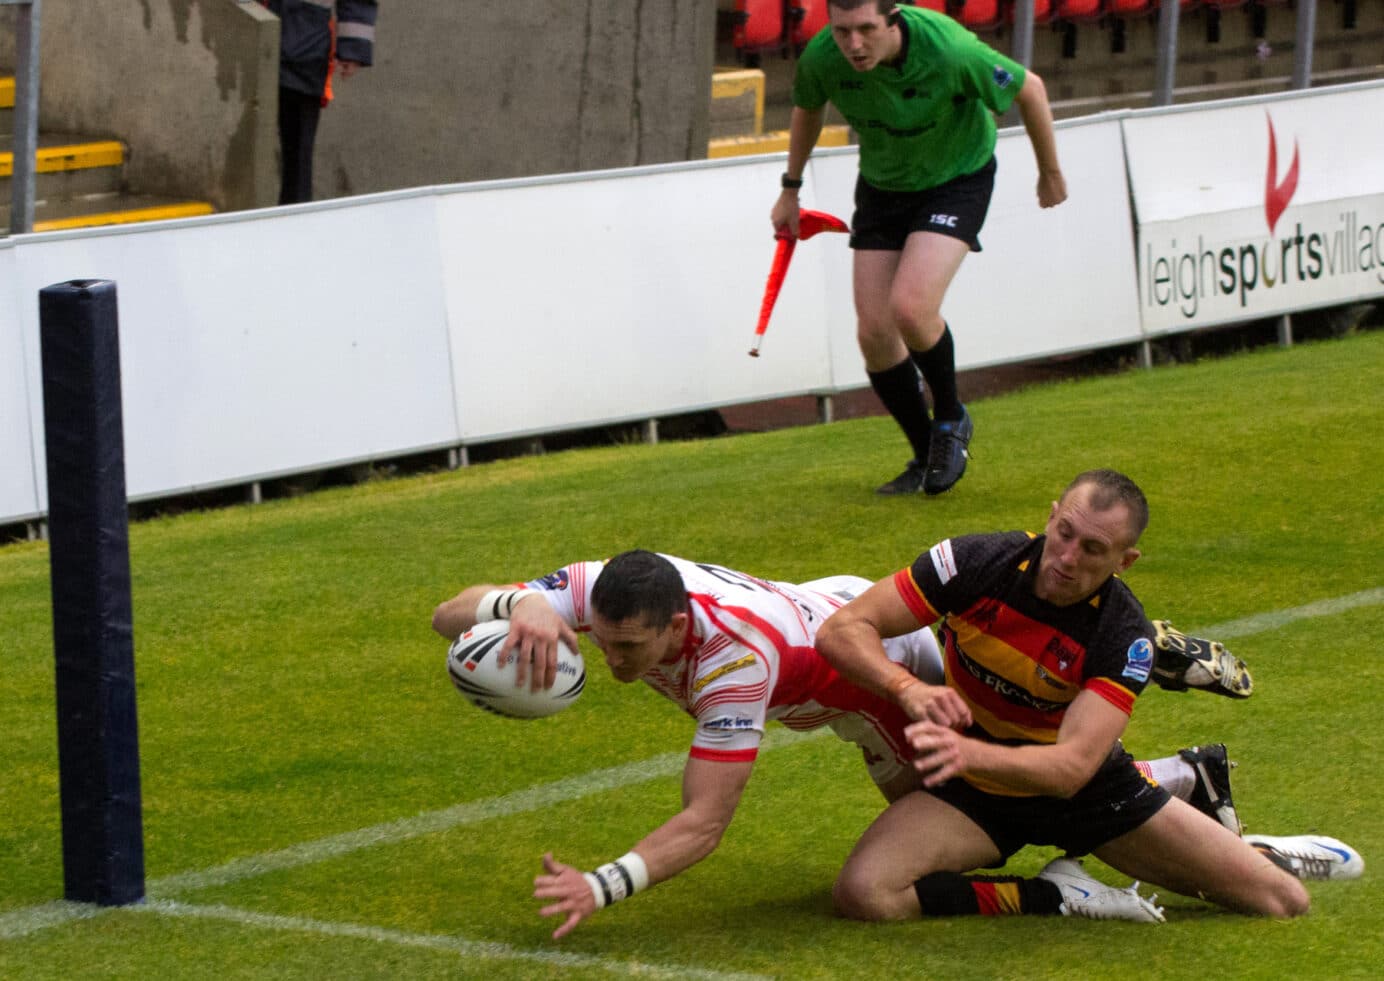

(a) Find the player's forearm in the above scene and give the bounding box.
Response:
[957,693,1126,798]
[431,584,501,638]
[1016,71,1062,177]
[816,616,913,701]
[957,739,1103,798]
[628,808,733,886]
[784,106,826,182]
[433,583,558,638]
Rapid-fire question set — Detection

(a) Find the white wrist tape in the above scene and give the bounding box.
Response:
[475,588,524,622]
[583,852,650,909]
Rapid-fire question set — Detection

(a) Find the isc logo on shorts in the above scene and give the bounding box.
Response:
[930,213,959,228]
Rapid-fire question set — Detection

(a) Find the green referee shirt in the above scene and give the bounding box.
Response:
[793,5,1026,192]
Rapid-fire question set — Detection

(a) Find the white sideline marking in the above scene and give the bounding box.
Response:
[1200,587,1384,640]
[0,728,824,941]
[4,587,1380,944]
[135,901,774,981]
[151,727,823,897]
[0,900,108,940]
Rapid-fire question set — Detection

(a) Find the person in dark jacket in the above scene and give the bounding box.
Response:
[265,0,379,204]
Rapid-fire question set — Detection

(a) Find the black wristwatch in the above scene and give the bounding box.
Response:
[781,172,804,190]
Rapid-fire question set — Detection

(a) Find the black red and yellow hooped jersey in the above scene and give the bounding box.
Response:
[894,531,1156,795]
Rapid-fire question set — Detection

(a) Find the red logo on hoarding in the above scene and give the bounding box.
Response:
[1264,113,1299,236]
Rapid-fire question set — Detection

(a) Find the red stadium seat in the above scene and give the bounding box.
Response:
[1009,0,1057,25]
[1057,0,1104,19]
[955,0,1005,31]
[910,0,950,12]
[732,0,785,63]
[1106,0,1198,14]
[787,0,830,46]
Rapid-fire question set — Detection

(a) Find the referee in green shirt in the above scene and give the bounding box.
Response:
[772,0,1067,496]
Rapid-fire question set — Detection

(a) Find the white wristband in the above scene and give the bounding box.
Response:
[583,852,650,909]
[475,589,524,622]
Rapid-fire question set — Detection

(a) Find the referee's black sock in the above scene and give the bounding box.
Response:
[910,324,962,422]
[867,357,932,463]
[914,871,1064,917]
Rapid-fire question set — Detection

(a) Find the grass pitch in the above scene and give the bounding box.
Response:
[2,331,1382,979]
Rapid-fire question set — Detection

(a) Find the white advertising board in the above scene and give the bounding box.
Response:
[0,244,42,521]
[436,159,837,442]
[1,86,1371,526]
[1125,82,1384,334]
[951,115,1144,367]
[13,195,458,506]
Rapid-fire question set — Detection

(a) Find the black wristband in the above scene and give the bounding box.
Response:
[781,172,804,190]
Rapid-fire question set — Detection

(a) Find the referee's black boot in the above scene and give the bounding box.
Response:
[923,405,973,495]
[876,459,928,495]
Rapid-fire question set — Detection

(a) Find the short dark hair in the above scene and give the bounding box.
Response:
[591,550,687,629]
[1063,469,1150,543]
[828,0,897,16]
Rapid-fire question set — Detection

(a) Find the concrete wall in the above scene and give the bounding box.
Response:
[31,0,280,212]
[314,0,719,199]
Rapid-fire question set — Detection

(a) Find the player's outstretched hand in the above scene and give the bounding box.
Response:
[504,597,580,692]
[534,852,597,940]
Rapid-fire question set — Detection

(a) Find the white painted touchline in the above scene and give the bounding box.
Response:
[0,728,824,941]
[1197,587,1384,640]
[0,900,109,941]
[150,727,825,896]
[134,900,775,981]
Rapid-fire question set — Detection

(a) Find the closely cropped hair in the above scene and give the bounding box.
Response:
[828,0,897,16]
[592,550,687,628]
[1064,469,1150,542]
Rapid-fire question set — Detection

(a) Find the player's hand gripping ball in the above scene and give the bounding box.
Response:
[446,619,585,719]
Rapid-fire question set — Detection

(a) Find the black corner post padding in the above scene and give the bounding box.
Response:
[39,279,146,907]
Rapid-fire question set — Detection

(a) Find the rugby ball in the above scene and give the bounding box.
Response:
[445,619,585,719]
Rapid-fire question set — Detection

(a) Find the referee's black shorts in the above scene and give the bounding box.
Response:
[925,742,1173,863]
[850,156,997,253]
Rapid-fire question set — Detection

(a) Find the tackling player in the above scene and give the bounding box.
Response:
[816,469,1362,923]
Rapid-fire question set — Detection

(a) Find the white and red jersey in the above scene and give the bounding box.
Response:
[518,557,942,789]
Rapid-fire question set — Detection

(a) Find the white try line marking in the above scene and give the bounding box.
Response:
[1197,587,1384,640]
[0,728,824,942]
[3,586,1381,945]
[133,900,774,981]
